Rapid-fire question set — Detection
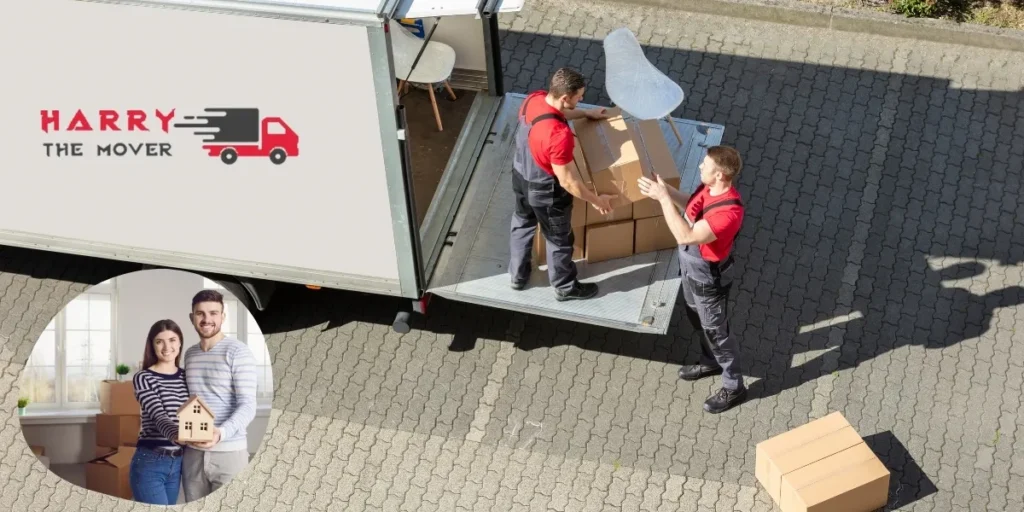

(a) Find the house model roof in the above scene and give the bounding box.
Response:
[177,394,216,419]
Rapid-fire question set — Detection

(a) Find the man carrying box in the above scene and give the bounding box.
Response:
[638,146,747,414]
[509,67,617,301]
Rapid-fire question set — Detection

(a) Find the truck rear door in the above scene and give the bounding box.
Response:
[427,93,725,334]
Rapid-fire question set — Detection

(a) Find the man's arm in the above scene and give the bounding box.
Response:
[665,186,692,211]
[562,107,605,121]
[552,161,613,212]
[659,196,718,246]
[217,344,258,442]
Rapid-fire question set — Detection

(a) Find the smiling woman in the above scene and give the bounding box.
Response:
[17,268,274,505]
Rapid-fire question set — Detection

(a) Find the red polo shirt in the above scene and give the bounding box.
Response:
[520,91,574,176]
[684,184,744,262]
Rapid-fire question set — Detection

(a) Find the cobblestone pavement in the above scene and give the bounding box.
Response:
[2,0,1024,511]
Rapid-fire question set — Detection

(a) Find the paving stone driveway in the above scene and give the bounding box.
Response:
[2,1,1023,510]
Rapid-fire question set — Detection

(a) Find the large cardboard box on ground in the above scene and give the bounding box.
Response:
[99,380,141,416]
[574,107,679,205]
[755,412,890,512]
[95,413,141,448]
[85,446,135,500]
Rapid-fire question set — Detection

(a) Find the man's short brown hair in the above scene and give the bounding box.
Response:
[549,68,586,98]
[707,146,742,181]
[192,289,224,310]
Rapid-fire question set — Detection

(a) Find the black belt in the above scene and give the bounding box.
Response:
[144,446,183,457]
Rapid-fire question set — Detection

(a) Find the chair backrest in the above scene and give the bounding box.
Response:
[603,27,684,120]
[389,20,422,78]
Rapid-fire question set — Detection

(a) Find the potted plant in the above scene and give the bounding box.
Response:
[17,397,28,415]
[115,364,131,381]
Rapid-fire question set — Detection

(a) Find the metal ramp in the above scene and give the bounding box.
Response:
[428,93,724,334]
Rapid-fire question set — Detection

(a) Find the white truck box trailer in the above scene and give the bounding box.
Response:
[0,0,724,334]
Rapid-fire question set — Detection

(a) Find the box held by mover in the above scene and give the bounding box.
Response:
[574,108,679,204]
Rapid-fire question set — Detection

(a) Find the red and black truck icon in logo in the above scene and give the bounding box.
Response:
[174,108,299,165]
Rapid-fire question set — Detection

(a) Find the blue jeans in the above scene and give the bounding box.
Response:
[129,447,182,505]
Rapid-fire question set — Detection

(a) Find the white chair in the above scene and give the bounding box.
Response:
[603,27,685,143]
[390,20,458,131]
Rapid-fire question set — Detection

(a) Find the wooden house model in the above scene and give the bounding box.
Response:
[177,395,216,442]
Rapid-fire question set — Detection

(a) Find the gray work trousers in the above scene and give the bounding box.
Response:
[679,245,744,391]
[509,170,577,292]
[181,447,249,502]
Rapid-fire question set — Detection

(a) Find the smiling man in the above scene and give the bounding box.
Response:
[181,289,257,501]
[638,146,747,414]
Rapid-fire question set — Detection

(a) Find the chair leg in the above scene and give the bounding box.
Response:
[443,80,458,101]
[666,116,684,144]
[428,84,443,131]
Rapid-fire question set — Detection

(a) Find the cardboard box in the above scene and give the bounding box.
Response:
[635,217,678,254]
[780,442,890,512]
[574,108,679,204]
[755,412,890,512]
[534,225,585,267]
[95,413,141,449]
[632,170,681,219]
[587,203,633,226]
[585,220,634,263]
[99,380,141,416]
[85,447,135,500]
[572,136,630,210]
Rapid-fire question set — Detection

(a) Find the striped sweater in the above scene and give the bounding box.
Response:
[133,368,189,448]
[183,336,258,452]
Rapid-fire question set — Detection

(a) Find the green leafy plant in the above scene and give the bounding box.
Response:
[890,0,973,21]
[115,364,131,381]
[17,397,29,409]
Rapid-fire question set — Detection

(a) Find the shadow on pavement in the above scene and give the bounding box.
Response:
[863,430,939,511]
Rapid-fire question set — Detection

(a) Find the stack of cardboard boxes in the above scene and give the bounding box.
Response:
[534,107,682,267]
[755,411,891,512]
[86,379,141,500]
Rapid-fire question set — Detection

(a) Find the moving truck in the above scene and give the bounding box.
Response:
[0,0,724,335]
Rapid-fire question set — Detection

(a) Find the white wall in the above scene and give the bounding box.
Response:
[115,268,207,371]
[415,15,486,72]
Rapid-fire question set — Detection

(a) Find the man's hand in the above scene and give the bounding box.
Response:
[584,108,609,121]
[190,426,221,449]
[591,194,617,215]
[638,174,671,202]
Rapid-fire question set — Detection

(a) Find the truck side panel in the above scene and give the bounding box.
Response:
[0,1,405,289]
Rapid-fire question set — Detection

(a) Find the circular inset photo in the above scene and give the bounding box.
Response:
[17,268,273,505]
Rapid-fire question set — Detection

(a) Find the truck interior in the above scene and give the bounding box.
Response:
[389,15,487,225]
[390,0,723,335]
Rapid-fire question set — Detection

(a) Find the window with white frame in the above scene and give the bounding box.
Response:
[202,279,274,404]
[19,279,116,409]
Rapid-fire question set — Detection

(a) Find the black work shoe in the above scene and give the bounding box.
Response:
[703,387,747,414]
[678,364,723,381]
[555,281,599,301]
[510,279,527,291]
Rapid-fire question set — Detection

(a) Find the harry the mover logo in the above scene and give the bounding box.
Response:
[39,107,300,165]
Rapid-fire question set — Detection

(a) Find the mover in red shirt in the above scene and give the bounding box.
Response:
[638,146,747,414]
[509,68,616,301]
